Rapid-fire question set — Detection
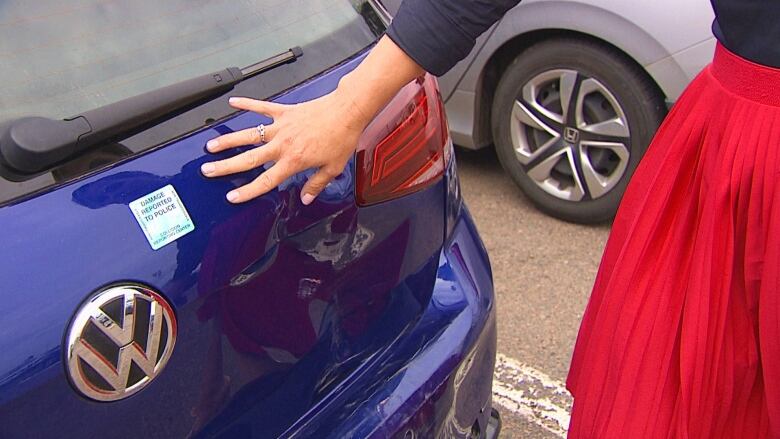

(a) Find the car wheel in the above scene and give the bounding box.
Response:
[491,38,666,223]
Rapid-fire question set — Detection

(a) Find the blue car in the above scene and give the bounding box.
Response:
[0,1,499,438]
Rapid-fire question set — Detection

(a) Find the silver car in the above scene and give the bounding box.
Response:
[384,0,715,223]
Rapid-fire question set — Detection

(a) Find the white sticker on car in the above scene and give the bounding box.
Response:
[129,185,195,250]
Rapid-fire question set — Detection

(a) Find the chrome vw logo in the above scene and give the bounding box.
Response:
[65,284,176,402]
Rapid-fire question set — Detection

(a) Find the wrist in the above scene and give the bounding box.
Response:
[334,73,375,130]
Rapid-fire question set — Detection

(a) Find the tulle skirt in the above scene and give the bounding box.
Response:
[566,44,780,438]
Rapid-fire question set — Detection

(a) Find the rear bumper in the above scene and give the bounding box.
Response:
[302,207,499,438]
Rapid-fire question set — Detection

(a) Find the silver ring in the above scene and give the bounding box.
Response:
[256,124,266,143]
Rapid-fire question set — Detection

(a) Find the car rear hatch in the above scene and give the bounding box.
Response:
[0,1,452,437]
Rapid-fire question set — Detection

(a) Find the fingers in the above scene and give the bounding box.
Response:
[300,167,340,205]
[202,95,346,204]
[225,161,293,203]
[228,97,285,116]
[201,143,279,177]
[206,123,279,153]
[205,98,286,152]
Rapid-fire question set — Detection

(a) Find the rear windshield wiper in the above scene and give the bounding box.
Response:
[0,47,303,174]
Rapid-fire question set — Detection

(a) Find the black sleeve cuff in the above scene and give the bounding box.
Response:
[386,0,521,76]
[386,0,477,76]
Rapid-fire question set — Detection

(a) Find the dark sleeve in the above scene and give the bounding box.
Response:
[386,0,521,76]
[711,0,780,68]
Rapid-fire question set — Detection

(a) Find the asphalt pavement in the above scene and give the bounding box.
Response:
[455,146,611,438]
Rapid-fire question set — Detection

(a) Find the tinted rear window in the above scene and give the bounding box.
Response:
[0,0,378,123]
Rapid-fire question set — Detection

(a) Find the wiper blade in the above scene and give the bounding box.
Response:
[0,47,303,174]
[242,46,303,77]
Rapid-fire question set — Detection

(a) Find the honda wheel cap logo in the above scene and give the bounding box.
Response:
[65,284,177,402]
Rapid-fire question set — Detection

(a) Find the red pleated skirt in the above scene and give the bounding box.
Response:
[566,44,780,438]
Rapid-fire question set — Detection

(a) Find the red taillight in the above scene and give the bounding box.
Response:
[356,75,449,205]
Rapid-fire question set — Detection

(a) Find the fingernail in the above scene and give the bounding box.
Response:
[229,97,240,104]
[206,139,219,151]
[301,193,315,205]
[200,163,215,175]
[226,191,239,203]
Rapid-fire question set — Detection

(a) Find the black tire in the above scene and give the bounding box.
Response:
[491,38,666,224]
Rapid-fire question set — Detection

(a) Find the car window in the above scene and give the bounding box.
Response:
[0,0,371,123]
[0,0,384,206]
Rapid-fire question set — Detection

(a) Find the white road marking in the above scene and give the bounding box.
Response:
[492,353,572,438]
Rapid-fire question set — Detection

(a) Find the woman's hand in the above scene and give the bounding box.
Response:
[200,90,371,205]
[200,35,425,204]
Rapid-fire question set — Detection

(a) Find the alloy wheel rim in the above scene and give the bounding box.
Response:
[510,69,631,202]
